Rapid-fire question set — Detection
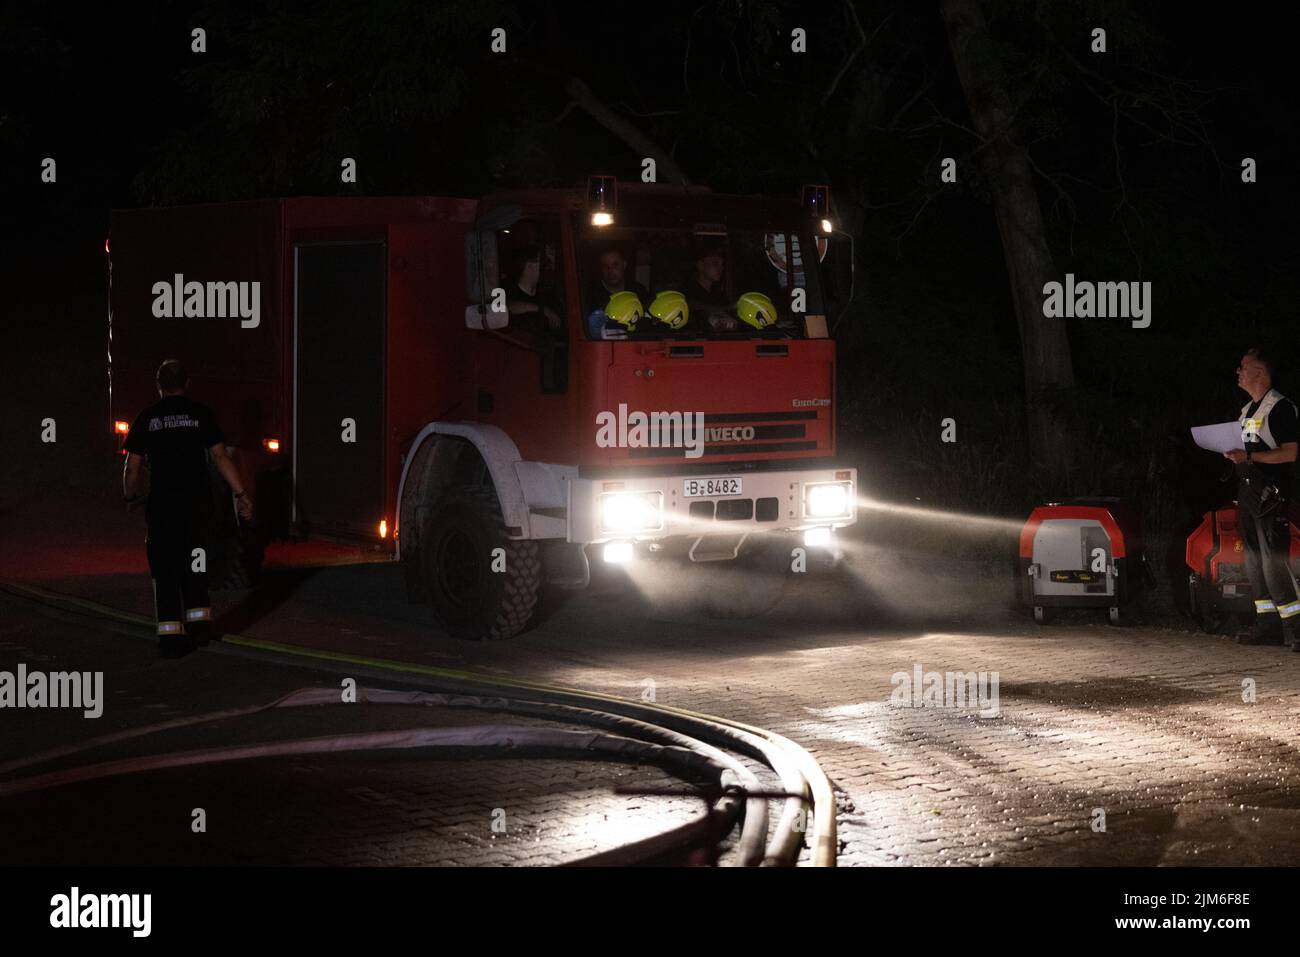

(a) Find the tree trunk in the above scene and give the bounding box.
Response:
[940,0,1075,479]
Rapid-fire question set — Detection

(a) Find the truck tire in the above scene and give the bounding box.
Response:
[420,485,541,640]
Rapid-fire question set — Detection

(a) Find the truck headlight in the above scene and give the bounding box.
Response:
[804,481,853,519]
[600,492,663,533]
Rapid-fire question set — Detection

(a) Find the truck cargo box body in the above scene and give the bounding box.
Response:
[110,199,284,452]
[109,196,477,544]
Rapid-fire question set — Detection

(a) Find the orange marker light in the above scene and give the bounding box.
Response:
[378,519,388,539]
[114,420,130,434]
[262,438,281,453]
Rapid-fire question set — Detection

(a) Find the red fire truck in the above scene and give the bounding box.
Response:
[108,181,857,638]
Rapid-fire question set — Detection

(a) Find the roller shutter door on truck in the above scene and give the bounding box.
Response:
[293,241,387,539]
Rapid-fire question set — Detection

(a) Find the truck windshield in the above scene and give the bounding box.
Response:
[577,227,828,340]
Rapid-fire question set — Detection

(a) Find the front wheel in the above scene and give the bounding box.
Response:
[420,486,541,640]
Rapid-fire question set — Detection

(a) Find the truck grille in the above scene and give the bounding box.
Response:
[688,497,780,523]
[621,409,826,459]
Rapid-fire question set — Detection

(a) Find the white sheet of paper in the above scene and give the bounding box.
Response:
[1191,421,1245,454]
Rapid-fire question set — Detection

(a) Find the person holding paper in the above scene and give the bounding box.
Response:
[1224,347,1300,647]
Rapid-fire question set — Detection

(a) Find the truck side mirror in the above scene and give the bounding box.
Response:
[464,230,499,304]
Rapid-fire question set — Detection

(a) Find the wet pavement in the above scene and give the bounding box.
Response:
[5,486,1300,865]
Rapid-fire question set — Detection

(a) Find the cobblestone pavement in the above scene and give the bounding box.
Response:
[0,599,750,866]
[7,490,1300,865]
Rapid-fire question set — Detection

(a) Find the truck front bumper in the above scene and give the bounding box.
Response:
[567,466,857,547]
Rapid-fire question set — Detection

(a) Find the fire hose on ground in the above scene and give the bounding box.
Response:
[0,579,837,865]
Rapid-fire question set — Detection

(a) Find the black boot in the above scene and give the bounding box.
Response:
[1238,616,1283,645]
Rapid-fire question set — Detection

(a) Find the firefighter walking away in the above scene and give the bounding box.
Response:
[122,359,252,657]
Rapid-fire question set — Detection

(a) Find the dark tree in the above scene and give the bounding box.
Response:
[941,0,1076,476]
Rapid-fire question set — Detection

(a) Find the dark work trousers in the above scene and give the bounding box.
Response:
[145,491,212,635]
[1237,503,1300,624]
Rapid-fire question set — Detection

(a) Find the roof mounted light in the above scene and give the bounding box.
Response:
[588,175,617,227]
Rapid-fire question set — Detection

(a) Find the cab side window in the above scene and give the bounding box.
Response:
[496,219,566,337]
[495,218,569,394]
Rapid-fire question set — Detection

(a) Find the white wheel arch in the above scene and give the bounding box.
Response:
[395,423,573,559]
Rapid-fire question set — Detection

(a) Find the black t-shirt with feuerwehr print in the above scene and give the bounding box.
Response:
[124,395,224,495]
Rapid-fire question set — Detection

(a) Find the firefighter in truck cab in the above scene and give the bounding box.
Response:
[122,359,252,658]
[1226,346,1300,647]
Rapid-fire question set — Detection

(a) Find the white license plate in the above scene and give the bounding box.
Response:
[683,477,742,497]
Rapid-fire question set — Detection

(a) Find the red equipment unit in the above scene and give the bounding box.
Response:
[1019,497,1146,624]
[1185,504,1300,629]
